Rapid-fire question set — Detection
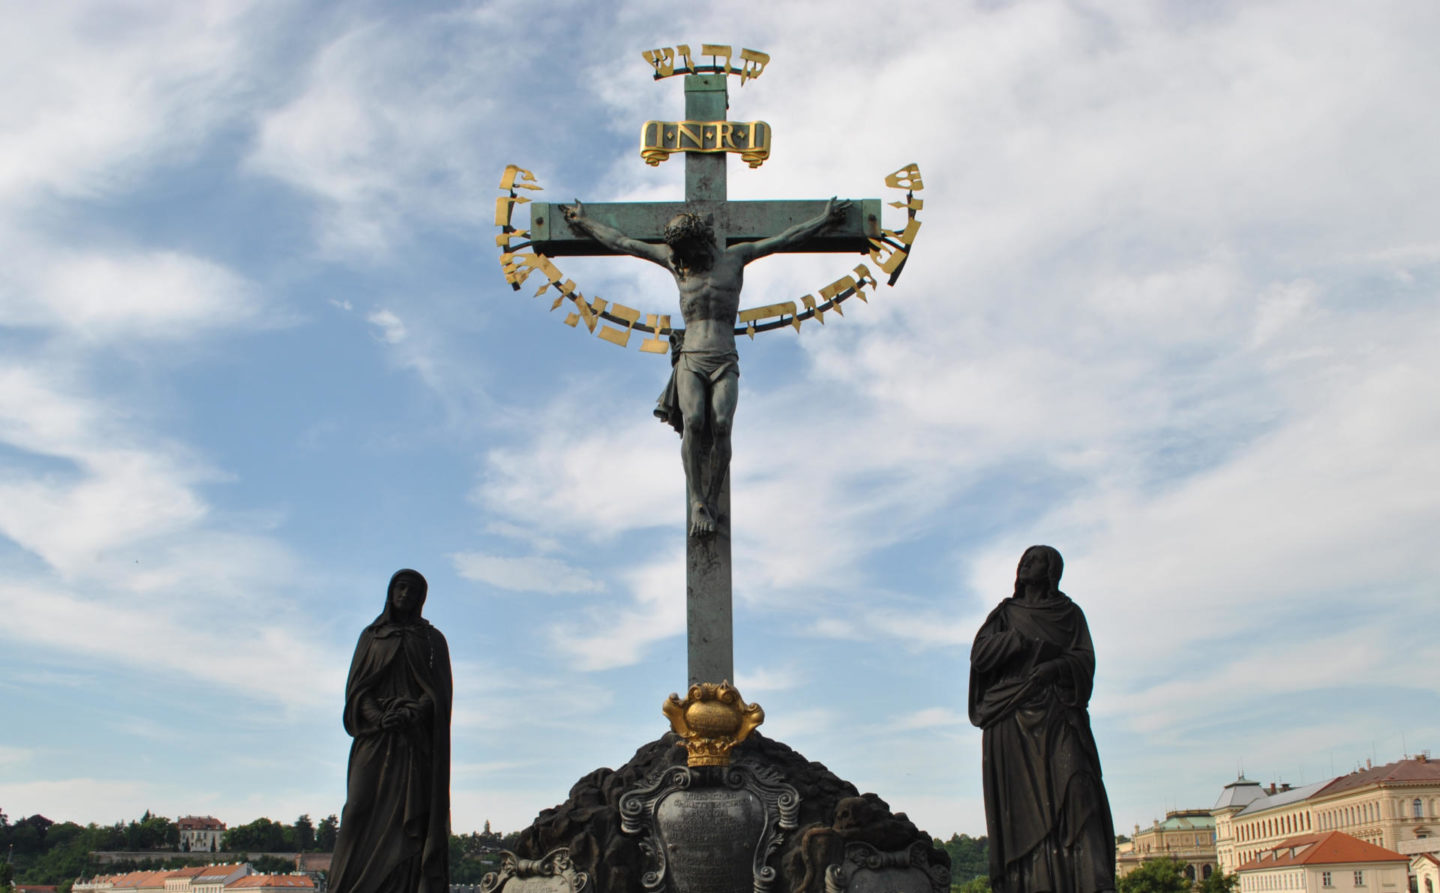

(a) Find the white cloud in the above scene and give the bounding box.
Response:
[893,708,969,731]
[0,233,266,343]
[0,778,156,825]
[549,551,685,671]
[0,581,342,711]
[245,9,518,256]
[366,308,407,344]
[0,1,264,206]
[451,551,603,594]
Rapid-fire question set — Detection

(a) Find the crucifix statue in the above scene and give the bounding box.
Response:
[559,198,850,538]
[498,45,923,689]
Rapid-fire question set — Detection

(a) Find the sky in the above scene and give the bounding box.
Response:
[1,0,1438,843]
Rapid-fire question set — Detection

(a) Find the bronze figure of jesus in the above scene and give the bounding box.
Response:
[560,199,850,537]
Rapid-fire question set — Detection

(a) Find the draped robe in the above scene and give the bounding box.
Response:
[968,592,1115,893]
[329,609,452,893]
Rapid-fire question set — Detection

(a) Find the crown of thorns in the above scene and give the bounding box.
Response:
[663,212,712,244]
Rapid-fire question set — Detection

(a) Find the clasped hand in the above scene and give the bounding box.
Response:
[380,697,421,730]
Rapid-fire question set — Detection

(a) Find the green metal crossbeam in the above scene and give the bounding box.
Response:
[527,199,881,257]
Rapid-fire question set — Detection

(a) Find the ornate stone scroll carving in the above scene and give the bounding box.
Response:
[481,848,590,893]
[822,841,949,893]
[620,761,800,893]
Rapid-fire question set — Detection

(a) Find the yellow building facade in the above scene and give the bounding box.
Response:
[1119,809,1219,883]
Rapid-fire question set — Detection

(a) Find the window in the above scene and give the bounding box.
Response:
[1354,871,1365,886]
[1323,872,1333,887]
[1416,799,1425,819]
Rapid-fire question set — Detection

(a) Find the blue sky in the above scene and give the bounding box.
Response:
[2,0,1438,841]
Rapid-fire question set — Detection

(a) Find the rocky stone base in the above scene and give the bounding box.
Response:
[512,732,949,893]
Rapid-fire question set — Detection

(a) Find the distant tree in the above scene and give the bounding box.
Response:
[316,815,338,852]
[1,860,15,893]
[123,813,176,851]
[940,834,989,884]
[223,818,290,852]
[292,815,315,852]
[956,875,992,893]
[1198,869,1239,893]
[251,855,295,875]
[1119,858,1193,893]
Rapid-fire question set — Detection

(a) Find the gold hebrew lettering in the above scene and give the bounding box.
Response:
[886,217,922,246]
[608,302,642,326]
[676,44,695,72]
[548,279,579,311]
[578,297,606,333]
[889,196,925,212]
[737,48,770,84]
[501,251,561,288]
[801,294,825,324]
[563,292,595,330]
[737,300,799,337]
[885,163,924,192]
[851,264,877,302]
[639,313,670,353]
[642,47,676,77]
[868,239,909,276]
[597,301,641,348]
[701,43,733,73]
[495,229,529,249]
[494,194,530,228]
[597,326,631,347]
[818,275,859,313]
[499,165,542,192]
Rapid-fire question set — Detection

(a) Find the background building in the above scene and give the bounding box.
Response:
[1119,809,1219,883]
[1234,832,1408,893]
[176,817,226,853]
[1214,758,1440,873]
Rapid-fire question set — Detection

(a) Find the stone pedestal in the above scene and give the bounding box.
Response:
[620,763,798,893]
[512,734,949,893]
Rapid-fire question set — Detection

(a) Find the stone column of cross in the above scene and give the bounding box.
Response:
[527,71,878,687]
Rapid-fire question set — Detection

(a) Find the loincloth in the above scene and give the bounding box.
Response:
[654,348,739,435]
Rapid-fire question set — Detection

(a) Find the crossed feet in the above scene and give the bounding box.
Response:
[688,499,718,538]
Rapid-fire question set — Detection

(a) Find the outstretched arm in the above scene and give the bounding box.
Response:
[731,197,852,263]
[561,200,671,267]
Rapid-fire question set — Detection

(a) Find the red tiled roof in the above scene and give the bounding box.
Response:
[167,868,207,879]
[1316,758,1440,798]
[226,878,313,890]
[1236,832,1409,872]
[116,872,177,889]
[195,867,243,879]
[176,816,226,831]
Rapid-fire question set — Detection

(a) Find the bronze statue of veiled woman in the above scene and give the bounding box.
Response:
[969,546,1115,893]
[330,569,452,893]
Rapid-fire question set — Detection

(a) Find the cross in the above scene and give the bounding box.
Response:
[526,68,880,688]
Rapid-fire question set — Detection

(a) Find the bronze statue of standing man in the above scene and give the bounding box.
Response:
[330,569,452,893]
[561,199,849,537]
[969,546,1116,893]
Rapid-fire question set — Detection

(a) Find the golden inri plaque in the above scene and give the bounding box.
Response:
[641,120,772,168]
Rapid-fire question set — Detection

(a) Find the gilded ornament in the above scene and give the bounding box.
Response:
[662,681,764,767]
